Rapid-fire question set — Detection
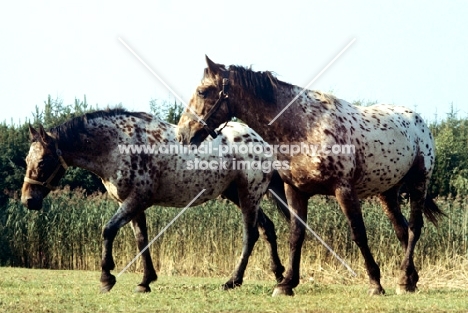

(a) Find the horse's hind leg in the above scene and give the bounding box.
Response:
[222,210,259,290]
[257,211,285,283]
[378,185,409,251]
[396,176,427,294]
[131,212,158,293]
[221,184,284,288]
[378,185,420,294]
[335,185,385,295]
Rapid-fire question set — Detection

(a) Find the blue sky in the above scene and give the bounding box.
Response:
[1,0,467,125]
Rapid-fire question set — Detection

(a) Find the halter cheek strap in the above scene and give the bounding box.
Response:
[24,142,68,190]
[183,73,231,139]
[181,110,220,139]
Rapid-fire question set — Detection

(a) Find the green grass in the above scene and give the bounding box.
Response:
[0,267,467,313]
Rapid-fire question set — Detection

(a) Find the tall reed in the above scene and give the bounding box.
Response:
[1,188,467,282]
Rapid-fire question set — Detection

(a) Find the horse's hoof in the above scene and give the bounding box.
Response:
[396,284,417,295]
[222,281,241,290]
[135,284,151,293]
[368,286,385,296]
[100,275,116,293]
[275,275,285,284]
[100,282,115,293]
[272,286,294,297]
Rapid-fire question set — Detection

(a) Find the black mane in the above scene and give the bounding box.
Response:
[49,108,152,149]
[212,65,280,105]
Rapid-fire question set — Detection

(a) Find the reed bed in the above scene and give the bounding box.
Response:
[1,188,467,284]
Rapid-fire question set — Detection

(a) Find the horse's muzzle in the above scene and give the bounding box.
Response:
[177,126,209,147]
[21,196,43,211]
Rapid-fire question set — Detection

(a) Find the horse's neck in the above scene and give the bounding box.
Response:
[234,84,317,143]
[56,118,125,179]
[59,117,178,179]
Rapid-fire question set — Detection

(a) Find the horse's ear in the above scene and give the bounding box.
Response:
[38,124,51,145]
[29,124,41,142]
[205,55,221,76]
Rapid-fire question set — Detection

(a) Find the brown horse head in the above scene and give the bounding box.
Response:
[178,55,278,145]
[178,56,230,145]
[21,124,67,210]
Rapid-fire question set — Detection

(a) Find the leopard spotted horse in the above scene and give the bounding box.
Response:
[21,108,289,293]
[177,56,444,296]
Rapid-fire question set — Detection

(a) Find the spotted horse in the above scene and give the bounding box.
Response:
[21,108,289,293]
[177,56,445,296]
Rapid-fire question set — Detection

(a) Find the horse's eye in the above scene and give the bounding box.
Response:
[197,89,208,98]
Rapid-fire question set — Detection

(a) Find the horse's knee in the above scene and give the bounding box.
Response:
[243,222,260,245]
[102,224,118,241]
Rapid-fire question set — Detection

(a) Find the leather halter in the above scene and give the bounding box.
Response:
[24,142,68,190]
[183,72,232,139]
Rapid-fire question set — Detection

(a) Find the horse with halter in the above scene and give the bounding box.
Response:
[177,56,444,296]
[21,108,289,293]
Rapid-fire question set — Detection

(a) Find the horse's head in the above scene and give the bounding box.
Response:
[178,56,233,146]
[21,124,68,210]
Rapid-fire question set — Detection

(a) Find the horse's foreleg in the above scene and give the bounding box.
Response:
[273,184,309,297]
[223,200,259,290]
[131,212,158,293]
[100,199,141,293]
[336,185,384,295]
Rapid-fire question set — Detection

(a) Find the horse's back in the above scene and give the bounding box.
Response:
[143,121,272,206]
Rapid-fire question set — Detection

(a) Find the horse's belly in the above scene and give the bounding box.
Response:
[355,159,412,198]
[150,168,240,207]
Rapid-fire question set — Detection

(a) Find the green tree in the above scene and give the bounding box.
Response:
[149,98,184,124]
[429,107,468,197]
[0,95,105,202]
[0,122,30,205]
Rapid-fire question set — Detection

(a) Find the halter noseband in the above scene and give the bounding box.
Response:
[24,142,68,190]
[184,72,232,139]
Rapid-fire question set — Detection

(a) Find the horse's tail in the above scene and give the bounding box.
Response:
[268,171,291,221]
[423,197,446,226]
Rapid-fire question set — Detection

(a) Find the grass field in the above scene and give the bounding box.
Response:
[2,191,468,276]
[2,191,468,311]
[1,267,467,313]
